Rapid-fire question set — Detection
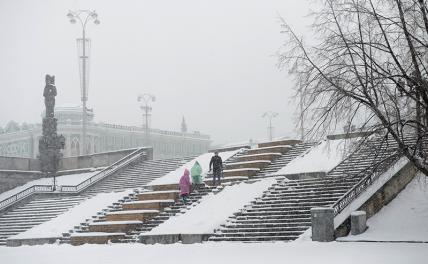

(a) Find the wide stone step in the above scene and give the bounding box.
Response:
[70,232,126,246]
[223,168,260,177]
[251,200,338,207]
[3,211,67,218]
[204,176,248,185]
[10,206,75,213]
[210,234,297,241]
[224,222,311,229]
[235,213,311,220]
[0,215,55,221]
[219,226,308,233]
[214,230,304,237]
[105,210,159,222]
[137,190,180,201]
[0,219,45,226]
[244,205,330,212]
[0,227,28,233]
[236,153,282,162]
[225,160,271,170]
[247,145,292,155]
[264,191,347,198]
[270,183,355,192]
[122,200,175,210]
[88,221,143,233]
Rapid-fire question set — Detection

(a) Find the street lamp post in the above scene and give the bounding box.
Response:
[262,111,279,141]
[67,10,100,155]
[137,94,156,146]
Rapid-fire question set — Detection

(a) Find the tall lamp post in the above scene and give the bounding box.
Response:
[262,111,278,141]
[67,10,100,155]
[137,93,156,146]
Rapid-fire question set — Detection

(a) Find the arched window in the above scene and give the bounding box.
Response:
[71,138,80,156]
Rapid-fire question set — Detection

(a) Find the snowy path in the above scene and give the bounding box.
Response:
[339,173,428,242]
[0,241,427,264]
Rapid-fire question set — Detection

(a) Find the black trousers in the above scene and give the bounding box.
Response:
[213,168,221,184]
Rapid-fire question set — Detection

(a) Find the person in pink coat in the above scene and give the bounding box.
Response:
[179,169,191,204]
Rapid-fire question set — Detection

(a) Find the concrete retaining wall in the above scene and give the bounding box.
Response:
[0,156,40,171]
[59,148,143,171]
[0,170,44,194]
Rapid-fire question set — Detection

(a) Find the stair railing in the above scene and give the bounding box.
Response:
[0,148,148,211]
[331,153,401,216]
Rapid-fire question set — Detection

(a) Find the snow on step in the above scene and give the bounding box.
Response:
[106,210,159,215]
[226,160,271,166]
[238,153,282,159]
[143,178,277,236]
[223,168,260,173]
[70,232,126,237]
[89,220,143,226]
[7,191,130,242]
[269,138,357,177]
[124,199,175,204]
[148,150,241,186]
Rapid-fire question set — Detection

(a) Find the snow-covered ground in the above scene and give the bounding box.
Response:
[148,150,241,186]
[9,191,131,240]
[0,241,427,264]
[270,139,355,176]
[0,170,100,201]
[339,173,428,242]
[146,178,277,235]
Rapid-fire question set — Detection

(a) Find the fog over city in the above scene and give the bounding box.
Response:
[0,0,313,145]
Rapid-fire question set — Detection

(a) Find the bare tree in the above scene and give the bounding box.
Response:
[278,0,428,175]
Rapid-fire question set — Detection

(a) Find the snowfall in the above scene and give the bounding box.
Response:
[2,147,428,263]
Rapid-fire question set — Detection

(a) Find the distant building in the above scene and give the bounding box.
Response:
[0,105,210,159]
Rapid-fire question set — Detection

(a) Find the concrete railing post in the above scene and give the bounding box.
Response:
[311,207,334,242]
[351,211,367,235]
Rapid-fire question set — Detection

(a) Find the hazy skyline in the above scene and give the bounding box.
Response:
[0,0,313,145]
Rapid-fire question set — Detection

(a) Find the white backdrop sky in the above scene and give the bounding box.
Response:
[0,0,314,144]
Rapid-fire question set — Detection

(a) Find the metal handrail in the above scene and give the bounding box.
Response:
[0,148,148,211]
[331,153,401,216]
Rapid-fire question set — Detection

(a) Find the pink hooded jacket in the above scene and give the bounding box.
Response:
[179,169,191,196]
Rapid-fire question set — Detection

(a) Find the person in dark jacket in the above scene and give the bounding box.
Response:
[209,151,223,185]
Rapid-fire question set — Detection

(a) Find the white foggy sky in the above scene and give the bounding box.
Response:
[0,0,314,145]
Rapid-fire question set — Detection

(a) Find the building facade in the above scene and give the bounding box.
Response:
[0,105,210,159]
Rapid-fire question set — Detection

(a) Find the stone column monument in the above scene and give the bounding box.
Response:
[38,75,65,190]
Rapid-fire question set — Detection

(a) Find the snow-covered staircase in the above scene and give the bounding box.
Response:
[0,195,88,246]
[66,185,218,245]
[206,139,304,184]
[253,142,317,179]
[84,157,192,194]
[209,137,401,242]
[0,156,192,246]
[209,176,359,241]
